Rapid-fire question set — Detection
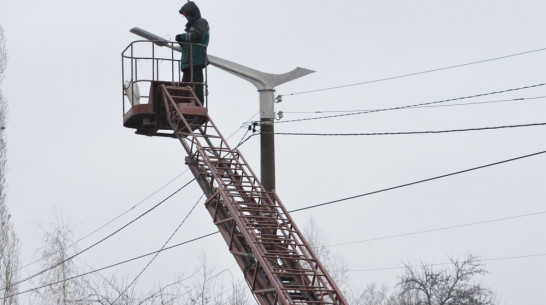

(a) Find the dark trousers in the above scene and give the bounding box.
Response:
[182,66,205,106]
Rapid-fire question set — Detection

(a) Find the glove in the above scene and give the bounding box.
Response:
[175,34,185,42]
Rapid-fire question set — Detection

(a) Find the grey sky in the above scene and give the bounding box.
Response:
[1,0,545,304]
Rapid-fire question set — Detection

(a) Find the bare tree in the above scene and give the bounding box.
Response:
[0,24,21,305]
[185,253,218,305]
[346,283,403,305]
[86,274,143,305]
[300,215,496,305]
[87,273,191,305]
[0,201,20,305]
[302,218,349,290]
[180,253,254,305]
[31,216,91,305]
[141,277,189,305]
[225,279,251,305]
[397,255,496,305]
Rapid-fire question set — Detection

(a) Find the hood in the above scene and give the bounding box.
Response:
[180,1,202,22]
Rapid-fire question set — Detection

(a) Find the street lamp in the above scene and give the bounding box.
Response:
[130,27,315,191]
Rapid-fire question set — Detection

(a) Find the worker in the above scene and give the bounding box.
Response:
[175,1,210,106]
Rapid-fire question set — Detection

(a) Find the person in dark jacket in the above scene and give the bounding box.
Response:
[175,1,210,105]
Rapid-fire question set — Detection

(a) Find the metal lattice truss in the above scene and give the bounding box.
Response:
[158,84,348,305]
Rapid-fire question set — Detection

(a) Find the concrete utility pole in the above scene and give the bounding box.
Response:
[130,27,314,192]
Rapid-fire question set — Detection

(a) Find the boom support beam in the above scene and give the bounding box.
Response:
[157,84,347,305]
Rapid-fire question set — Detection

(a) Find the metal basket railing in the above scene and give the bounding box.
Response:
[121,40,208,114]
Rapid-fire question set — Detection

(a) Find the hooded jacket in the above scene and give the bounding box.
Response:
[176,1,209,70]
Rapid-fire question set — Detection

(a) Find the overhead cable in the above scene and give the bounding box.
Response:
[226,111,259,143]
[276,83,546,124]
[267,122,546,137]
[1,232,219,300]
[0,178,196,293]
[290,150,546,212]
[285,95,546,114]
[4,150,545,299]
[16,170,190,273]
[330,211,546,247]
[1,231,219,300]
[10,207,545,299]
[111,193,204,304]
[233,128,258,150]
[347,253,546,273]
[280,47,546,97]
[21,110,260,277]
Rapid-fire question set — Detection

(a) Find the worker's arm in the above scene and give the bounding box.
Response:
[176,19,209,43]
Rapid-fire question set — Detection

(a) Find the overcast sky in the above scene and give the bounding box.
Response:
[1,0,545,304]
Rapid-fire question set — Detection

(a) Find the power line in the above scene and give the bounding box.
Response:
[10,207,544,299]
[276,83,546,124]
[43,110,258,281]
[5,150,545,299]
[290,150,546,213]
[135,276,193,305]
[267,122,546,137]
[280,47,546,97]
[226,111,259,143]
[233,128,258,150]
[347,253,546,273]
[0,178,196,293]
[25,92,531,278]
[284,95,546,114]
[16,170,191,273]
[232,126,252,150]
[112,193,204,304]
[329,211,546,247]
[2,232,219,300]
[90,150,546,267]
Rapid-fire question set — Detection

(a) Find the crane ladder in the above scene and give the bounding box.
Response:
[158,84,348,305]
